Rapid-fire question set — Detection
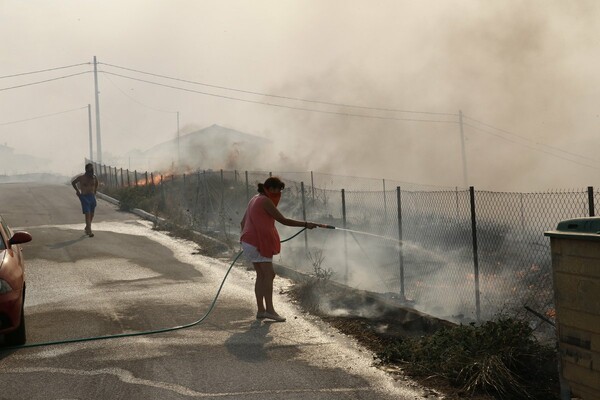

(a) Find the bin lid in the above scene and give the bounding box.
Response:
[544,217,600,240]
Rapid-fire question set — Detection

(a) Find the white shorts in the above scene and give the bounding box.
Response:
[241,241,273,263]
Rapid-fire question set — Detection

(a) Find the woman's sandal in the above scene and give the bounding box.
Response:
[262,312,286,322]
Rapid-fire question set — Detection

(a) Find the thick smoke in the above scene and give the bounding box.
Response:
[260,2,600,191]
[3,1,600,191]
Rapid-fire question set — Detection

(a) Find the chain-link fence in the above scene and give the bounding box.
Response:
[90,161,597,329]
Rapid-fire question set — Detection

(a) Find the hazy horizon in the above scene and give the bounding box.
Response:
[2,1,600,191]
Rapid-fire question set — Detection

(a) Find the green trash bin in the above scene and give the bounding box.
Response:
[545,217,600,400]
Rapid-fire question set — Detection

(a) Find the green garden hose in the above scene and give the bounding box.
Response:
[4,228,308,350]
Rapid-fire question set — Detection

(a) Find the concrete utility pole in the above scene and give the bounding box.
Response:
[459,110,468,188]
[93,56,102,163]
[177,111,180,165]
[88,104,93,161]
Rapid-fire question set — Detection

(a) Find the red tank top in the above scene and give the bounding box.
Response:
[240,195,281,257]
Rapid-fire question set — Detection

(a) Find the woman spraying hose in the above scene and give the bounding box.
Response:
[240,177,321,322]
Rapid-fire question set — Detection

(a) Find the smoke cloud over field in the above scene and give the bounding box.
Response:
[2,1,600,190]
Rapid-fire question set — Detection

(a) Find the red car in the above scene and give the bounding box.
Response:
[0,215,32,346]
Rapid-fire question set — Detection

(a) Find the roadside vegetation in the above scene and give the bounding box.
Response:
[104,183,560,400]
[289,272,559,400]
[110,185,159,213]
[377,318,559,399]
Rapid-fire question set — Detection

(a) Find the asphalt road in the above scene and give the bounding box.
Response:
[0,182,426,399]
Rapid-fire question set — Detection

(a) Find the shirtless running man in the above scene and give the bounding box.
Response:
[72,163,99,237]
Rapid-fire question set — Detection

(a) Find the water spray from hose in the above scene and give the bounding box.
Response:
[320,225,401,243]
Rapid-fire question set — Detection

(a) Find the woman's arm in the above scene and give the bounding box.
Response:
[262,197,319,229]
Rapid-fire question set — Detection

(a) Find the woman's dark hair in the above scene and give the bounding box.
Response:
[257,176,285,193]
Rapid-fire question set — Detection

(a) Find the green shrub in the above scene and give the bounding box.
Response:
[110,186,160,212]
[378,317,558,399]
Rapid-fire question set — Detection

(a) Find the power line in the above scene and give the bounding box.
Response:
[0,63,91,79]
[100,62,457,117]
[103,73,177,114]
[105,60,590,167]
[103,62,599,169]
[0,71,91,91]
[463,114,600,164]
[6,61,595,172]
[100,70,458,124]
[0,106,88,126]
[463,122,600,171]
[1,61,457,121]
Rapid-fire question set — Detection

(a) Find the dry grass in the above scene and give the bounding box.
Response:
[288,278,559,400]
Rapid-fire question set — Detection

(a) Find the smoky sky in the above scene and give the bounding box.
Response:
[2,1,600,190]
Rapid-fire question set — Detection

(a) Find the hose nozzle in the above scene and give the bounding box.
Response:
[319,224,336,229]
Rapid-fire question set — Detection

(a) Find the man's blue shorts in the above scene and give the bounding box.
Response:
[79,193,97,214]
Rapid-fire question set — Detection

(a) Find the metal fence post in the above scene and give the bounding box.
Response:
[310,171,315,203]
[182,173,187,209]
[220,169,224,217]
[107,166,112,189]
[520,193,525,232]
[588,186,595,217]
[397,186,405,300]
[455,186,460,219]
[160,175,165,214]
[193,171,201,227]
[469,186,481,322]
[203,170,208,230]
[245,171,249,204]
[301,182,308,252]
[342,188,348,286]
[383,179,387,220]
